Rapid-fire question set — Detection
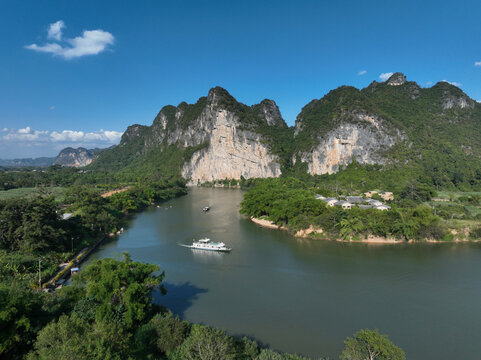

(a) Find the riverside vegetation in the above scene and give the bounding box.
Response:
[3,73,480,357]
[79,73,481,190]
[239,173,481,242]
[0,166,407,359]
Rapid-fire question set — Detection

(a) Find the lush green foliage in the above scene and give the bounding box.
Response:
[0,196,71,253]
[27,255,163,360]
[293,86,392,153]
[240,177,448,241]
[0,283,46,357]
[20,254,334,360]
[340,329,405,360]
[0,166,82,190]
[291,81,481,191]
[49,81,481,194]
[76,253,164,328]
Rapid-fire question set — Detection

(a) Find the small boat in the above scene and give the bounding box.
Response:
[179,238,231,252]
[202,206,210,212]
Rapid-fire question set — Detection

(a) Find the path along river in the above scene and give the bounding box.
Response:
[84,188,481,359]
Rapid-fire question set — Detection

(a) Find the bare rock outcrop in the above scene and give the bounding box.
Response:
[442,91,474,110]
[181,109,281,183]
[387,72,407,86]
[130,87,284,182]
[54,147,98,167]
[295,113,404,175]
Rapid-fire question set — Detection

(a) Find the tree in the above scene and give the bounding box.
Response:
[340,329,405,360]
[256,348,313,359]
[73,253,165,328]
[0,196,66,253]
[0,283,45,358]
[27,314,92,360]
[339,217,364,240]
[151,312,188,354]
[134,311,188,357]
[400,181,435,203]
[28,313,132,360]
[172,324,236,360]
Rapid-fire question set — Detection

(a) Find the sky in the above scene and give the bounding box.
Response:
[1,0,481,158]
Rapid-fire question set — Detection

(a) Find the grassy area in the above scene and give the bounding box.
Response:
[435,191,481,200]
[425,191,481,240]
[0,187,66,201]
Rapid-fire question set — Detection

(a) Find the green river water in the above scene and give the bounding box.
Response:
[85,188,481,359]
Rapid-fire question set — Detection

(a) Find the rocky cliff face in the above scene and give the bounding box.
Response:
[181,109,281,183]
[294,113,404,174]
[386,72,407,86]
[91,72,481,180]
[111,87,285,182]
[441,88,475,110]
[54,147,99,167]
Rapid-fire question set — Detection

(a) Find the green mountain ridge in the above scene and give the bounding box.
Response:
[88,73,481,189]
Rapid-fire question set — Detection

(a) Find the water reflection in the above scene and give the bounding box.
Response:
[190,249,227,264]
[153,281,208,318]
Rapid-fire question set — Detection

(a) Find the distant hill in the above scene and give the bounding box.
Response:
[87,72,481,189]
[53,147,104,167]
[0,147,105,168]
[0,157,55,167]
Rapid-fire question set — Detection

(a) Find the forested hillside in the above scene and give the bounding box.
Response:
[83,73,481,191]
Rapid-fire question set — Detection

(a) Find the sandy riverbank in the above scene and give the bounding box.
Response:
[250,217,288,231]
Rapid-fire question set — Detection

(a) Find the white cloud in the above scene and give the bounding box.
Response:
[50,106,55,110]
[425,81,433,86]
[48,20,65,41]
[477,100,481,103]
[1,127,123,158]
[358,70,367,76]
[26,21,114,59]
[3,127,46,141]
[441,80,462,87]
[475,61,481,67]
[379,72,393,82]
[18,126,32,134]
[50,130,86,142]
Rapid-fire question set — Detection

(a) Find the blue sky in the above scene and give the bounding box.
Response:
[1,0,481,158]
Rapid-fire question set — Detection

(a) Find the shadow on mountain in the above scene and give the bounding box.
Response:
[152,281,208,318]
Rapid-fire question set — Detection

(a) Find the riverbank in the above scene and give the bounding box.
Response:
[250,217,478,244]
[250,216,288,231]
[85,186,481,360]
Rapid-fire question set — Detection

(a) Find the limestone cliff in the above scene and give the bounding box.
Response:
[54,147,101,167]
[292,84,407,175]
[97,87,285,182]
[294,113,403,174]
[90,72,481,181]
[181,110,281,183]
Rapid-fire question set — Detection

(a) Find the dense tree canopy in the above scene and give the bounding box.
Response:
[240,177,447,241]
[340,329,405,360]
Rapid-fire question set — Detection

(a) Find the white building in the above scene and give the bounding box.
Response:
[322,197,338,207]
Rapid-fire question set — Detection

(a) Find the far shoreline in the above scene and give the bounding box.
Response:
[250,217,480,244]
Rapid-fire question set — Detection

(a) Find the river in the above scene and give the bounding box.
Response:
[85,187,481,359]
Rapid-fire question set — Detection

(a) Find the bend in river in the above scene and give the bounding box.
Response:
[84,188,481,360]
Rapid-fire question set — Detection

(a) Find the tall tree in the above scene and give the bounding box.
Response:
[340,329,405,360]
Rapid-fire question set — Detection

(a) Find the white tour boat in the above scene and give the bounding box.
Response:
[180,238,231,252]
